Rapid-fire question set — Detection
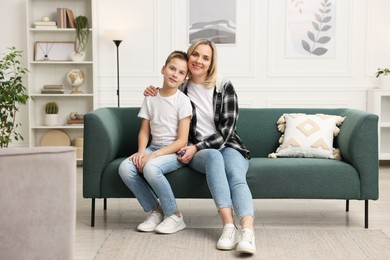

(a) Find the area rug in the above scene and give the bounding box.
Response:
[94,228,390,260]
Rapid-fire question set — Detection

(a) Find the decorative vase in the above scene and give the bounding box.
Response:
[45,114,59,126]
[70,51,86,62]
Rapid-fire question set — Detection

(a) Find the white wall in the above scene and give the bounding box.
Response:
[2,0,390,146]
[95,0,390,109]
[0,0,29,146]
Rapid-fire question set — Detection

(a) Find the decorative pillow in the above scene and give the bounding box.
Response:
[268,113,345,160]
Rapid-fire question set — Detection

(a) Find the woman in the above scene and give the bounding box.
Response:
[145,39,256,254]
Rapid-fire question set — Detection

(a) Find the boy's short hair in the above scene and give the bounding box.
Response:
[165,50,188,66]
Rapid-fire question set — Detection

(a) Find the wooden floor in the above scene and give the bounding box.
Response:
[75,163,390,259]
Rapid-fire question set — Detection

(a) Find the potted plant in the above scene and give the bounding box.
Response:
[0,47,30,148]
[45,102,59,126]
[376,68,390,88]
[71,15,89,61]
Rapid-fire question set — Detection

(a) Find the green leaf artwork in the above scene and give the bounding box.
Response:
[301,0,333,56]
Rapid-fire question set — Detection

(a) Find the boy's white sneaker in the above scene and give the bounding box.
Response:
[137,211,163,232]
[155,213,186,234]
[236,228,256,254]
[216,224,239,250]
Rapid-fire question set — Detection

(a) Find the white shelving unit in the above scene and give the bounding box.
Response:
[367,89,390,160]
[26,0,97,162]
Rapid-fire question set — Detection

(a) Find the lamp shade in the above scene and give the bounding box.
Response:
[105,30,129,41]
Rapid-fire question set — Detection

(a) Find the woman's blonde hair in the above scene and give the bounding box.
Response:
[187,39,218,88]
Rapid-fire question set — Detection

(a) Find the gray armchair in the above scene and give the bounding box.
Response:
[0,147,76,260]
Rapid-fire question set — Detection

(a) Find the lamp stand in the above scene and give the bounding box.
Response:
[113,40,122,107]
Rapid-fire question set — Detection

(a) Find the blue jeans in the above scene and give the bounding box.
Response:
[118,146,184,216]
[188,147,253,220]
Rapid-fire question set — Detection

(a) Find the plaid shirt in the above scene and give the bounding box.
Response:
[180,78,250,159]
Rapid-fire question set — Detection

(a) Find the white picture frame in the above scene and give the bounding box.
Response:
[34,41,75,61]
[285,0,336,58]
[188,0,236,44]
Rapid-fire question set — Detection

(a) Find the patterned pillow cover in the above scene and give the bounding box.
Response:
[268,113,345,160]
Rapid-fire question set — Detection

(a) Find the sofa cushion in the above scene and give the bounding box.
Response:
[247,158,360,199]
[101,157,360,200]
[269,113,345,159]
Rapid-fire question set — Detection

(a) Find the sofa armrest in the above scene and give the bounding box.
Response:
[83,108,124,198]
[337,109,379,199]
[0,147,76,259]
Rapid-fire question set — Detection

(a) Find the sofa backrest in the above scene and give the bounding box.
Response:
[113,107,347,158]
[237,108,347,157]
[114,107,142,157]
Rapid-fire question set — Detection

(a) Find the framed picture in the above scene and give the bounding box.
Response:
[188,0,236,44]
[285,0,336,58]
[34,41,75,61]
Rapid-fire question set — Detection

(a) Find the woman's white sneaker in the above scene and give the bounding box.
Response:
[137,211,163,232]
[236,228,256,254]
[216,224,239,250]
[155,213,186,234]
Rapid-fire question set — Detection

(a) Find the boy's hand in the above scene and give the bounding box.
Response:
[130,152,147,172]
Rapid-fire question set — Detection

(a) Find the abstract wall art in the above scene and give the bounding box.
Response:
[188,0,236,44]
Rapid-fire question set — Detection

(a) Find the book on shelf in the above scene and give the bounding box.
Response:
[34,20,57,26]
[57,8,66,28]
[43,84,64,90]
[66,119,84,125]
[34,25,58,30]
[56,7,75,29]
[65,8,75,28]
[41,89,65,94]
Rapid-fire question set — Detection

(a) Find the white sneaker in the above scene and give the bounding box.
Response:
[216,224,239,250]
[236,228,256,254]
[137,211,163,232]
[155,213,186,234]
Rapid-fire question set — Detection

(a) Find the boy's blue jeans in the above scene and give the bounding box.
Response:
[118,145,184,217]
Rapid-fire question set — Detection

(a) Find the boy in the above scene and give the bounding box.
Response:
[118,51,192,234]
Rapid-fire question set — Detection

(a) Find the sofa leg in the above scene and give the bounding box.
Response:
[91,198,95,227]
[104,198,107,210]
[346,200,349,212]
[365,200,369,229]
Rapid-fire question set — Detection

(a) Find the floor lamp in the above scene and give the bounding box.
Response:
[106,30,129,107]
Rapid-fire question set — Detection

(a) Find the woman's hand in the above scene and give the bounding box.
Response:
[144,85,159,96]
[177,145,198,164]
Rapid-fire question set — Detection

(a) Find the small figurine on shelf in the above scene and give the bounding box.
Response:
[67,112,84,125]
[67,69,84,94]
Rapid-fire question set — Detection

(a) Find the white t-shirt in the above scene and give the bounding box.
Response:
[187,81,216,139]
[138,90,192,146]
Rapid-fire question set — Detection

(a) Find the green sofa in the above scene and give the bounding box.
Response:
[83,107,379,228]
